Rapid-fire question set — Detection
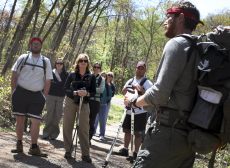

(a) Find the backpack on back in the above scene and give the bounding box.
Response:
[177,25,230,155]
[17,53,47,79]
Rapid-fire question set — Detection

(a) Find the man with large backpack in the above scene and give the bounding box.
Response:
[11,36,53,157]
[114,61,153,161]
[124,1,211,167]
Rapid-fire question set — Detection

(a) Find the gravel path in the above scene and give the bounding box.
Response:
[0,98,133,168]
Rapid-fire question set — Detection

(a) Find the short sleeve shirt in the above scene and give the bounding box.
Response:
[123,76,153,115]
[11,52,53,92]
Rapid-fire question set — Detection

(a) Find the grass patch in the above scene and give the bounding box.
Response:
[114,94,124,99]
[107,103,124,124]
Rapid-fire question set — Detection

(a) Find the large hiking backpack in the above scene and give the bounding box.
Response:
[177,25,230,155]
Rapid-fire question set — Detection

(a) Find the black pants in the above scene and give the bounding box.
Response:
[89,99,101,140]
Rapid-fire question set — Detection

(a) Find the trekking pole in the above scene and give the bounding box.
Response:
[69,87,84,161]
[74,87,85,160]
[102,88,135,168]
[130,107,135,164]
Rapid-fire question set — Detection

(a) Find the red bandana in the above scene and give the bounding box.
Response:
[30,37,43,44]
[167,8,204,30]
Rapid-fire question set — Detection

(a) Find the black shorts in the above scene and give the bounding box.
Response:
[122,112,147,136]
[11,85,46,120]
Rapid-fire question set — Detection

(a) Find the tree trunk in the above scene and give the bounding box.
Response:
[47,0,76,65]
[64,0,104,65]
[27,1,40,50]
[37,0,58,37]
[0,0,17,62]
[42,0,71,42]
[0,0,32,62]
[110,15,120,71]
[1,0,41,75]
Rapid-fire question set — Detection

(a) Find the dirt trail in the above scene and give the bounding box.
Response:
[0,98,132,168]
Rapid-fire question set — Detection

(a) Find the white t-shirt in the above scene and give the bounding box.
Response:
[11,52,53,92]
[123,76,153,115]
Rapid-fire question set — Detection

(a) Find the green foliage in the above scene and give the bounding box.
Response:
[107,104,124,124]
[114,93,125,99]
[0,74,16,130]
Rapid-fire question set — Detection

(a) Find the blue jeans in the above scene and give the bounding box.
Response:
[94,104,108,136]
[105,101,111,122]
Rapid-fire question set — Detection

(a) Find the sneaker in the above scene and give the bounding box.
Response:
[82,155,92,163]
[114,148,128,156]
[64,152,72,159]
[100,136,104,140]
[224,98,230,143]
[11,142,23,153]
[28,146,47,157]
[126,152,137,161]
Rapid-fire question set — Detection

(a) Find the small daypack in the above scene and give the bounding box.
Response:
[177,26,230,156]
[17,53,47,79]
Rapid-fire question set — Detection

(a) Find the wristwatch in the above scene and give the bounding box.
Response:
[128,97,138,109]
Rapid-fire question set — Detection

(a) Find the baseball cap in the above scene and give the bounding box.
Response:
[136,61,146,69]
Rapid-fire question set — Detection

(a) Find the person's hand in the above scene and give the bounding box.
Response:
[132,84,145,95]
[78,90,87,97]
[124,89,138,106]
[98,85,102,88]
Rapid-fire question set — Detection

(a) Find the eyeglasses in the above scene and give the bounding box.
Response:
[108,74,113,77]
[79,60,88,63]
[94,66,100,69]
[56,62,63,65]
[31,43,42,47]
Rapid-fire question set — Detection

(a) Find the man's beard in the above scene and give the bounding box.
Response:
[164,19,176,38]
[31,48,41,54]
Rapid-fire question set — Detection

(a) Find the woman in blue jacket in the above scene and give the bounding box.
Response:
[94,72,112,140]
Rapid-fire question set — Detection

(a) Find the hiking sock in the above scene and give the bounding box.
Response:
[17,140,22,145]
[32,144,38,149]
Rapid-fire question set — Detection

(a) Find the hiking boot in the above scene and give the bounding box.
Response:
[224,98,230,143]
[126,152,137,161]
[64,152,72,159]
[28,146,47,157]
[82,155,92,163]
[114,148,128,156]
[11,142,23,153]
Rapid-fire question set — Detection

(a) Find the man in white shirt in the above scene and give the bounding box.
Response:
[11,36,53,157]
[114,61,153,161]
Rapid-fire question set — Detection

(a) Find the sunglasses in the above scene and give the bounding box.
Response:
[79,60,88,63]
[94,66,100,69]
[108,74,113,77]
[31,43,42,47]
[56,62,63,65]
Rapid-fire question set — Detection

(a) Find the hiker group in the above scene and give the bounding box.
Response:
[10,1,230,167]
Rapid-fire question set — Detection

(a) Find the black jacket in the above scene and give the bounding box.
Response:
[48,70,69,97]
[64,71,96,103]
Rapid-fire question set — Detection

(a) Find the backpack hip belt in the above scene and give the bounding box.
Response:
[156,107,190,131]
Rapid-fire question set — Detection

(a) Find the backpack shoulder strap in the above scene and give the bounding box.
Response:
[106,83,109,96]
[128,78,134,85]
[18,54,29,72]
[140,76,148,86]
[98,76,102,86]
[176,34,198,63]
[42,56,46,79]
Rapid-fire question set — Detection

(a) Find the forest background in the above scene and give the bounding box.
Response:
[0,1,230,166]
[0,0,230,124]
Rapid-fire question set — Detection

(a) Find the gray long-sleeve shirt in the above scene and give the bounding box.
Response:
[144,35,198,111]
